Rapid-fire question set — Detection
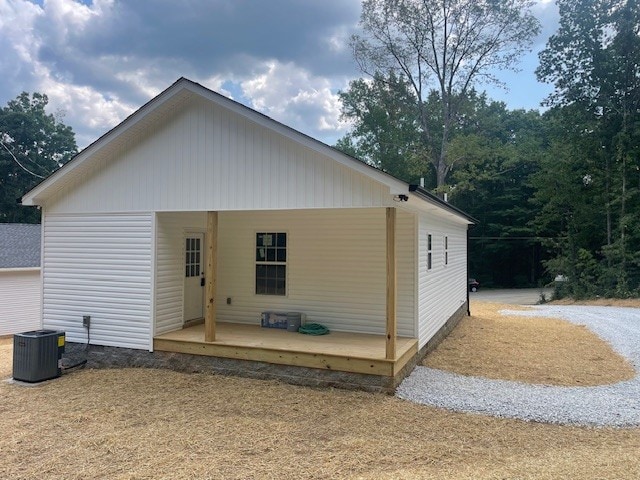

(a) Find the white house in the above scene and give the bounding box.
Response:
[0,224,42,336]
[22,78,474,389]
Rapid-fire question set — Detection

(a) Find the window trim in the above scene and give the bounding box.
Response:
[254,231,288,296]
[184,235,203,278]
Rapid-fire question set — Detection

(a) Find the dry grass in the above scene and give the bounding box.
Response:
[551,298,640,308]
[2,306,640,479]
[423,301,636,386]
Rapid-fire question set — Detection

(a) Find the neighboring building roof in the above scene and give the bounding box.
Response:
[0,224,41,268]
[21,77,475,224]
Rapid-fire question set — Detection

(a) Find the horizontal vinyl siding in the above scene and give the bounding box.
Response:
[42,214,152,349]
[417,213,468,348]
[0,269,41,335]
[155,212,206,334]
[216,208,415,336]
[46,98,394,214]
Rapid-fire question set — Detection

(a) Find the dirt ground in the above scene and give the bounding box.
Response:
[423,301,636,385]
[1,301,640,479]
[550,298,640,308]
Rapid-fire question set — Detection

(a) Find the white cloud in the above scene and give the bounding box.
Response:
[0,0,361,148]
[241,60,349,142]
[0,0,559,151]
[324,24,354,54]
[0,0,139,147]
[42,0,99,34]
[41,77,132,128]
[0,0,42,70]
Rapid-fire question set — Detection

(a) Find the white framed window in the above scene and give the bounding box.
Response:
[427,234,432,270]
[444,236,449,266]
[185,236,201,277]
[255,232,286,295]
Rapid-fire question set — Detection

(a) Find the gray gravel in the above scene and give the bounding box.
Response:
[396,305,640,427]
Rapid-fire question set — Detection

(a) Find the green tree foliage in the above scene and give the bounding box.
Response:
[535,0,640,297]
[337,73,426,182]
[0,92,77,223]
[337,77,550,287]
[450,98,548,287]
[350,0,540,189]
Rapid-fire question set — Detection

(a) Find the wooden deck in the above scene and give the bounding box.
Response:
[154,323,418,376]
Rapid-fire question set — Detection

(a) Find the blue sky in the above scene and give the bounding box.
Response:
[0,0,559,148]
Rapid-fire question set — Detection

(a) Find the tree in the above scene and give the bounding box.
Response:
[336,75,552,287]
[350,0,540,190]
[450,99,548,287]
[536,0,640,296]
[0,92,77,223]
[337,72,427,182]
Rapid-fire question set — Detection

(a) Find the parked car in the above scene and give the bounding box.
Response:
[469,278,480,292]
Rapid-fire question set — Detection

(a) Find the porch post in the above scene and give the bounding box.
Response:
[386,207,397,360]
[205,211,218,342]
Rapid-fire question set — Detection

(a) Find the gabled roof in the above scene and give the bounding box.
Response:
[22,77,475,224]
[0,223,41,269]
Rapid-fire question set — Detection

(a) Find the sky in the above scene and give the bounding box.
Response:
[0,0,560,149]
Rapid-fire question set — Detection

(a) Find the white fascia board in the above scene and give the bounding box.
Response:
[399,193,474,226]
[0,267,41,273]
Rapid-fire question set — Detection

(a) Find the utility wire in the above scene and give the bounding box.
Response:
[0,138,46,179]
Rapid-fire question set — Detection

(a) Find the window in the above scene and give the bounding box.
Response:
[444,236,449,266]
[185,237,201,277]
[255,232,286,295]
[427,234,432,270]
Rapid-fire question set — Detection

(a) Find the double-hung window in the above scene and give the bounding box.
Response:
[255,232,286,295]
[427,234,433,270]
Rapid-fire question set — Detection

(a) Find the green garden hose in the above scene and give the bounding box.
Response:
[298,323,330,335]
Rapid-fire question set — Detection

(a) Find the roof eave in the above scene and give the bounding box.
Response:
[408,185,478,224]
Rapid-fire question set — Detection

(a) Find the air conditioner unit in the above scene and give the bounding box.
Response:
[13,330,65,383]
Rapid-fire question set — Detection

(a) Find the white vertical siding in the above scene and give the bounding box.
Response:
[0,269,41,336]
[155,211,206,334]
[211,208,415,336]
[42,214,153,349]
[417,212,468,348]
[45,98,395,215]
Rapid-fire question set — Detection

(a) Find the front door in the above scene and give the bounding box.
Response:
[183,233,204,323]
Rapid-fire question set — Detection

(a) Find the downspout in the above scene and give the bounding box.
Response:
[466,225,471,316]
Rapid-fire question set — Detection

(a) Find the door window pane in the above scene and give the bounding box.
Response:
[185,236,203,278]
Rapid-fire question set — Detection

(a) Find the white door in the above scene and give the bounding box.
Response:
[183,233,204,323]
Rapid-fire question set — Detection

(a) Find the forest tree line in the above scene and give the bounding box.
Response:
[336,0,640,298]
[1,0,638,298]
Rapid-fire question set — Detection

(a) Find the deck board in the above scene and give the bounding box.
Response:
[154,323,418,376]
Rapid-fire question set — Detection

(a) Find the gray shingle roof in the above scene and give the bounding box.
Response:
[0,224,41,268]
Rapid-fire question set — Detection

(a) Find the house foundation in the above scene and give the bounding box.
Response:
[63,302,467,393]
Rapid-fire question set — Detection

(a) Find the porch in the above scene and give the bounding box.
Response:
[154,322,418,377]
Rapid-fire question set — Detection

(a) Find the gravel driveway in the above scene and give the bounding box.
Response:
[396,305,640,427]
[471,288,553,305]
